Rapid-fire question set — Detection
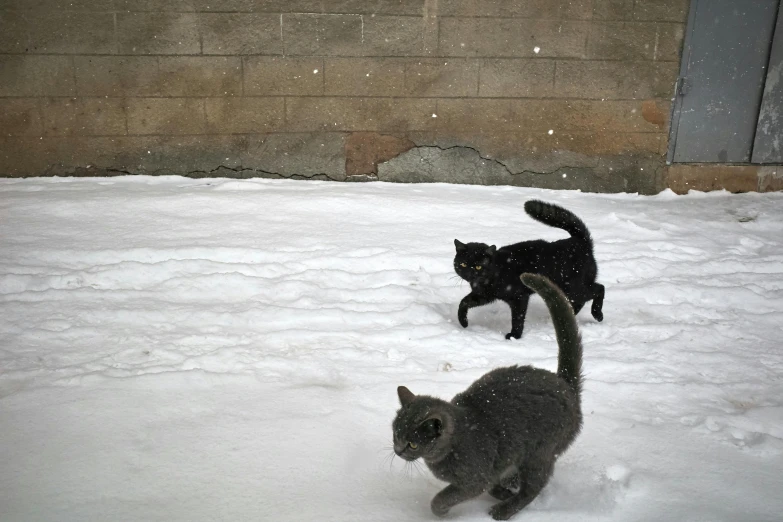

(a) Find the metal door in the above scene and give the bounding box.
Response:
[752,9,783,163]
[668,0,780,163]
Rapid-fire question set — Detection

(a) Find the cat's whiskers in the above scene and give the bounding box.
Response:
[381,448,397,471]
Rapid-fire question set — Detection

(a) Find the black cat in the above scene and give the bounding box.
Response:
[392,273,583,520]
[454,200,604,339]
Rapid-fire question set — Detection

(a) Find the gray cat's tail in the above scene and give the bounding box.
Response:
[524,200,592,247]
[520,273,582,396]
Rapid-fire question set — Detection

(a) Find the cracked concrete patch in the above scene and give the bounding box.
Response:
[377,145,512,184]
[377,144,665,193]
[377,145,601,188]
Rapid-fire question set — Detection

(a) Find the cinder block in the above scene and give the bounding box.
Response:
[127,98,206,135]
[593,0,633,20]
[200,13,282,55]
[73,98,127,136]
[655,23,685,61]
[324,58,405,96]
[205,97,285,133]
[0,12,30,53]
[560,0,594,19]
[435,99,542,133]
[437,98,667,133]
[362,15,425,56]
[75,56,160,96]
[8,0,115,10]
[438,0,560,18]
[244,56,324,96]
[439,18,588,58]
[0,99,43,137]
[555,61,677,99]
[0,137,51,176]
[436,0,596,18]
[422,2,438,55]
[192,0,322,13]
[286,97,437,132]
[405,58,478,97]
[157,57,242,96]
[115,0,196,10]
[634,0,689,22]
[283,13,363,56]
[42,97,127,136]
[0,56,75,96]
[587,22,658,60]
[321,1,425,16]
[40,98,76,136]
[478,59,554,97]
[75,56,241,97]
[27,13,116,54]
[117,13,200,54]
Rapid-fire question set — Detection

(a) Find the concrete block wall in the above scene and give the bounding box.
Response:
[0,0,697,193]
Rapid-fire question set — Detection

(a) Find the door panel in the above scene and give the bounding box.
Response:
[670,0,779,163]
[752,7,783,163]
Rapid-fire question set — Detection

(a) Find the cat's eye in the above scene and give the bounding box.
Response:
[475,266,483,270]
[460,263,467,268]
[408,442,418,449]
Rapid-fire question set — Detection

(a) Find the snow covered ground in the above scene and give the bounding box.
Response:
[1,176,782,522]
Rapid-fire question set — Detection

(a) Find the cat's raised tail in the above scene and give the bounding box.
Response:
[520,273,583,397]
[524,200,592,247]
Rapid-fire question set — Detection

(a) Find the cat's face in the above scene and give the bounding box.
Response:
[453,239,496,285]
[392,386,450,462]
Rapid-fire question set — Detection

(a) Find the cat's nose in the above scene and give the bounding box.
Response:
[393,443,406,456]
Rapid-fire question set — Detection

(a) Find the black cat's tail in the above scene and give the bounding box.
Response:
[520,273,582,396]
[524,200,592,247]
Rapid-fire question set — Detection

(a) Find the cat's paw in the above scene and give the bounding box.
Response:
[458,315,469,328]
[592,310,604,322]
[431,498,450,517]
[505,332,521,340]
[489,502,518,521]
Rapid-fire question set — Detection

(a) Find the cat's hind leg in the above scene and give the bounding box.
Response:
[488,485,515,501]
[590,283,605,322]
[489,473,520,500]
[488,461,554,521]
[570,298,586,315]
[431,483,486,517]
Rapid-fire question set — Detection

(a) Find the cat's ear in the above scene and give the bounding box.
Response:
[397,386,416,406]
[454,239,466,251]
[486,245,497,255]
[418,417,442,438]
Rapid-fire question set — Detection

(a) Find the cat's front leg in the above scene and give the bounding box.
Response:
[505,295,531,340]
[431,483,486,517]
[458,292,494,328]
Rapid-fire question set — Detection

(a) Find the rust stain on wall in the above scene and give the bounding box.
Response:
[345,132,415,176]
[641,100,667,127]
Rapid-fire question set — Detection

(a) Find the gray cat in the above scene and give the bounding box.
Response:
[391,273,583,520]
